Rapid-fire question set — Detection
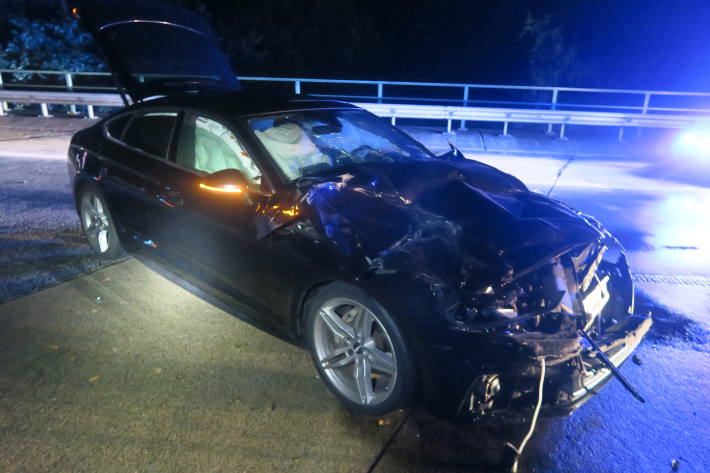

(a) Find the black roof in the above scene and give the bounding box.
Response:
[123,89,361,118]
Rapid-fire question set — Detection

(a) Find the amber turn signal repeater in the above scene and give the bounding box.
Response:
[199,183,244,193]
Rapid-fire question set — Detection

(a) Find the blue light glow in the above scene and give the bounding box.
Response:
[673,128,710,160]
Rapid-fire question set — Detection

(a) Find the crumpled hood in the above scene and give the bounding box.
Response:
[301,158,603,291]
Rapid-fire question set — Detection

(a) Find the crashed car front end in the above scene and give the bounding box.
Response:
[427,234,652,422]
[244,105,651,422]
[286,157,652,423]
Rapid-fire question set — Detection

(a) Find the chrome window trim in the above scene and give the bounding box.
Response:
[103,109,180,162]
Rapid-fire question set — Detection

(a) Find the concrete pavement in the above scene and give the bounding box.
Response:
[0,259,403,473]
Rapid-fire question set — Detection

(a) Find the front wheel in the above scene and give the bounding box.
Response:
[78,186,123,258]
[305,282,415,415]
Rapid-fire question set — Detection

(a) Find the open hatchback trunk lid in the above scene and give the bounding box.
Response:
[70,0,240,103]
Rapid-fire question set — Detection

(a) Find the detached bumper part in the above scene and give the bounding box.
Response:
[459,314,651,421]
[573,314,651,401]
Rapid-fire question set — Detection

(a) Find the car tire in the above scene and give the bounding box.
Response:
[305,282,416,416]
[78,186,123,259]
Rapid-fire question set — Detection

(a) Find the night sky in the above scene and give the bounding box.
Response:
[2,0,709,91]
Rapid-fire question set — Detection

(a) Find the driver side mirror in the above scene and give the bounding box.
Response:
[198,169,252,202]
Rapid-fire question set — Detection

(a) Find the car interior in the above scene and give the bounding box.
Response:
[177,114,261,184]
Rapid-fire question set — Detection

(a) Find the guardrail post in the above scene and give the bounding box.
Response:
[559,123,566,139]
[294,80,301,95]
[636,93,651,138]
[391,116,396,126]
[446,119,452,134]
[40,103,52,118]
[503,121,509,136]
[641,93,651,114]
[377,83,383,104]
[0,72,6,115]
[65,73,78,115]
[87,105,96,119]
[459,86,469,130]
[618,126,625,141]
[547,89,558,135]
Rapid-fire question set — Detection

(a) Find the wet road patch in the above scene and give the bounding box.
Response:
[635,291,710,350]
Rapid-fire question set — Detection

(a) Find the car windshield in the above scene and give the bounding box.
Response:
[248,109,433,181]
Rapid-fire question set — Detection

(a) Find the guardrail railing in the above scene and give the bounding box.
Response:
[2,69,710,138]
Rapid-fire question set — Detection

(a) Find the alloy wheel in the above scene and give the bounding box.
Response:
[81,192,112,253]
[312,297,398,406]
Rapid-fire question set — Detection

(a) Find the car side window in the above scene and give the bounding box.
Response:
[105,114,132,140]
[122,112,178,159]
[176,114,261,184]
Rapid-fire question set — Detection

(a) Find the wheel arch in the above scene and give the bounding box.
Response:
[295,279,337,344]
[72,174,98,209]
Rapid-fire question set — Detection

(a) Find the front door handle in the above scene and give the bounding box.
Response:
[156,188,183,208]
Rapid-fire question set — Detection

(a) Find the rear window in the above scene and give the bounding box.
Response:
[122,112,178,158]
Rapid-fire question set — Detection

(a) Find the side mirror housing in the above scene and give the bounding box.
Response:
[199,169,252,200]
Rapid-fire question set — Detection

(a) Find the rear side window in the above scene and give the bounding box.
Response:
[106,114,132,140]
[122,112,178,158]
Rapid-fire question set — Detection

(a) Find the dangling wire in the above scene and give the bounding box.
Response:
[546,156,574,197]
[505,357,546,472]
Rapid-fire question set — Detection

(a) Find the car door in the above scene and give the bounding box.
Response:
[152,112,277,323]
[99,110,180,249]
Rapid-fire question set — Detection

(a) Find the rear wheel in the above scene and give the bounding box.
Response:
[78,187,123,258]
[305,282,415,415]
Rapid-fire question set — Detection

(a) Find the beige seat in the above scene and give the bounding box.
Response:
[194,127,234,174]
[193,117,261,183]
[255,123,328,180]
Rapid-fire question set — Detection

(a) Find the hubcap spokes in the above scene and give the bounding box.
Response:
[83,194,110,253]
[314,299,397,406]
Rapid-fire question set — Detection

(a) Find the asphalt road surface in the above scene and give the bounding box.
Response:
[1,131,709,472]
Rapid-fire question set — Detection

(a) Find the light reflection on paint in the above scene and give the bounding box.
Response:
[256,204,300,217]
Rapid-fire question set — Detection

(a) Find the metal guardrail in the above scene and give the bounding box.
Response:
[2,69,710,138]
[2,90,706,140]
[0,90,124,118]
[361,103,705,137]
